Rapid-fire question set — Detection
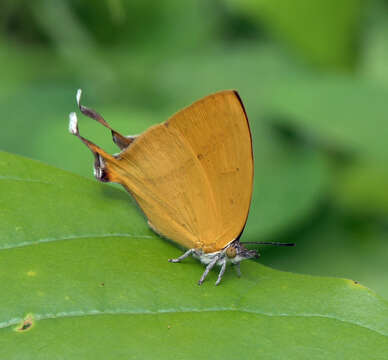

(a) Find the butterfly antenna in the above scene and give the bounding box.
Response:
[242,242,295,247]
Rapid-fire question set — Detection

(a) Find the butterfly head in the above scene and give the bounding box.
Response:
[225,240,259,264]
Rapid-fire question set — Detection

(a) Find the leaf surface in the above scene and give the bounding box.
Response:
[0,152,387,359]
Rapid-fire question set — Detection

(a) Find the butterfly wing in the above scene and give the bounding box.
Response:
[72,91,253,253]
[119,91,253,252]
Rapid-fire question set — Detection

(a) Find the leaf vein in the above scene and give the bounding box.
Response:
[1,308,386,338]
[0,233,154,250]
[0,175,54,185]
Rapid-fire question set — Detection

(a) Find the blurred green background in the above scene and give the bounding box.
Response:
[1,0,388,299]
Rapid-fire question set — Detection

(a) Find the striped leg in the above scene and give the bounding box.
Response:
[215,260,227,286]
[168,249,195,263]
[198,256,219,285]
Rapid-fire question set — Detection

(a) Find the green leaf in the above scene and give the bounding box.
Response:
[225,0,363,69]
[1,151,388,359]
[332,160,388,215]
[0,152,151,250]
[359,0,388,86]
[260,76,388,163]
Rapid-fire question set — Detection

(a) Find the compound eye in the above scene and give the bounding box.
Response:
[226,246,237,259]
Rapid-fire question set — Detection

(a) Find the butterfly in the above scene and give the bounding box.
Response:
[69,90,294,285]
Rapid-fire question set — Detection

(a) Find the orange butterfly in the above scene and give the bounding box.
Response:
[69,90,294,285]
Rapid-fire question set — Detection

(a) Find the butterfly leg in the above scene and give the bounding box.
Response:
[198,256,219,286]
[168,249,195,263]
[215,259,227,286]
